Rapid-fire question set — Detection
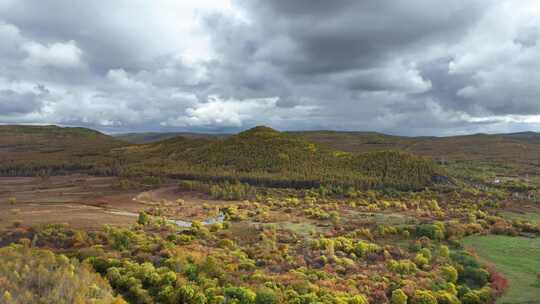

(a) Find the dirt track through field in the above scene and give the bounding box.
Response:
[0,175,144,229]
[0,175,232,229]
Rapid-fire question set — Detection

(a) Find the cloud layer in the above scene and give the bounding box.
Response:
[1,0,540,135]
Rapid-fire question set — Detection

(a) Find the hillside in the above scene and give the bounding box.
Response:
[294,131,540,168]
[0,125,127,176]
[118,129,540,169]
[2,125,539,304]
[6,124,540,186]
[115,128,540,178]
[116,126,440,190]
[115,132,228,144]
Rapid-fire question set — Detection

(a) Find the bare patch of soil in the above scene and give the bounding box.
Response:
[0,175,238,229]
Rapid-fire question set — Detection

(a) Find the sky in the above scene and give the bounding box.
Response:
[1,0,540,136]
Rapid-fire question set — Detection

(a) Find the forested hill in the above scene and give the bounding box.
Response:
[0,125,127,176]
[0,125,441,189]
[115,126,441,190]
[115,132,228,144]
[115,128,540,168]
[294,130,540,165]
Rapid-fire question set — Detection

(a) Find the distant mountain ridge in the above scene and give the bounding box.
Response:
[3,124,540,185]
[293,130,540,166]
[117,128,540,145]
[115,128,540,167]
[0,124,105,136]
[114,132,229,144]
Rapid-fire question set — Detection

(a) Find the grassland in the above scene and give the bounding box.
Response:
[463,235,540,303]
[500,211,540,225]
[0,175,144,230]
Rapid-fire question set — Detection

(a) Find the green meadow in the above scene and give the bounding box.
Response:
[500,211,540,225]
[463,235,540,303]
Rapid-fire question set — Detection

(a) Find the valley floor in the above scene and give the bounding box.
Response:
[1,174,540,304]
[0,175,140,229]
[0,175,241,230]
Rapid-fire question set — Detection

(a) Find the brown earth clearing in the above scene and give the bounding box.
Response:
[0,175,232,229]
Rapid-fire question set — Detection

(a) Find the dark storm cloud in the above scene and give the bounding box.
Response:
[2,1,161,73]
[514,26,540,48]
[226,0,487,75]
[275,96,299,108]
[0,89,43,114]
[199,0,540,134]
[416,58,474,113]
[0,0,215,131]
[197,0,491,134]
[1,0,540,135]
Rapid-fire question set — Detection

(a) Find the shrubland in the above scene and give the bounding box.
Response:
[2,125,540,303]
[0,243,124,304]
[2,182,537,304]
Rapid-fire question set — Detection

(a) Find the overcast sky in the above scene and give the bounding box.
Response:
[1,0,540,135]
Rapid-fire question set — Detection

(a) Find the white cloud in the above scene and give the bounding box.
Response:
[0,22,23,55]
[2,1,540,135]
[335,61,432,93]
[163,97,277,128]
[447,0,540,116]
[107,69,147,89]
[23,40,83,68]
